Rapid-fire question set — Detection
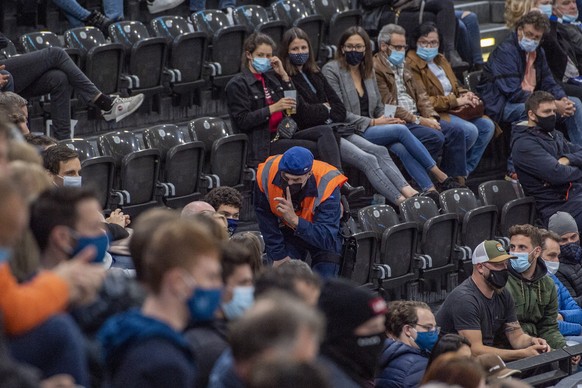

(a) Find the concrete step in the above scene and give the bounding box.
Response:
[490,1,506,24]
[479,23,509,59]
[454,1,491,25]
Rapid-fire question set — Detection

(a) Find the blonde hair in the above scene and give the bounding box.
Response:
[505,0,539,28]
[8,161,52,203]
[8,140,42,164]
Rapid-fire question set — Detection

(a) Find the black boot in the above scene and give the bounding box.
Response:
[85,10,112,35]
[341,182,365,200]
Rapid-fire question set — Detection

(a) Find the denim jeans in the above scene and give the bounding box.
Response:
[0,47,101,139]
[448,114,495,174]
[406,123,444,161]
[361,124,437,191]
[341,134,408,204]
[280,227,341,278]
[51,0,123,26]
[311,262,340,279]
[103,0,124,21]
[190,0,235,11]
[455,11,484,65]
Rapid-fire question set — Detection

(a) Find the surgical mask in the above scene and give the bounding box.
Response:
[188,286,223,322]
[509,250,534,273]
[71,232,110,263]
[562,12,579,23]
[252,57,272,73]
[227,218,238,237]
[560,242,582,263]
[60,175,82,187]
[485,267,510,289]
[222,286,254,320]
[535,114,556,133]
[544,260,560,275]
[416,46,439,62]
[388,50,405,66]
[289,52,309,66]
[519,36,539,53]
[538,4,552,18]
[345,51,365,66]
[413,328,439,352]
[0,247,12,263]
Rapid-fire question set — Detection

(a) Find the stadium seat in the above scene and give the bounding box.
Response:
[150,16,208,106]
[308,0,361,51]
[340,230,376,286]
[20,31,81,65]
[358,204,399,235]
[464,70,482,93]
[143,124,205,209]
[233,5,286,44]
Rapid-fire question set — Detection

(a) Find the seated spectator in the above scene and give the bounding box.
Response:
[427,334,472,367]
[254,261,321,306]
[50,0,117,31]
[205,186,243,236]
[279,27,420,205]
[455,10,485,71]
[248,359,330,388]
[230,231,264,275]
[24,133,57,150]
[181,200,215,218]
[420,354,486,388]
[323,26,462,194]
[375,300,438,388]
[505,224,567,350]
[42,144,81,187]
[0,43,144,139]
[208,290,324,388]
[318,278,388,387]
[190,212,229,241]
[186,240,255,387]
[436,240,550,361]
[406,22,496,180]
[99,219,222,387]
[0,92,29,135]
[476,354,520,383]
[8,160,51,203]
[512,91,582,228]
[8,139,42,165]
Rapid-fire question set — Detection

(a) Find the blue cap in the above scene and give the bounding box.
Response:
[279,146,314,175]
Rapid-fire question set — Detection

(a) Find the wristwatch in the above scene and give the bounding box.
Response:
[414,116,421,125]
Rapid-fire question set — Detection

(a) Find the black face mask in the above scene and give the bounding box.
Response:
[485,268,509,289]
[560,242,582,263]
[345,51,365,66]
[332,333,384,380]
[282,181,304,211]
[535,114,556,133]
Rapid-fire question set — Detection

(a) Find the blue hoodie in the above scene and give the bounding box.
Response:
[375,339,428,388]
[98,309,196,388]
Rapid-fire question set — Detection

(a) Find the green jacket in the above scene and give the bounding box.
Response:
[506,258,566,349]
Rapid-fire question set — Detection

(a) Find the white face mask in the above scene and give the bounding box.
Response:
[544,260,560,275]
[59,175,82,187]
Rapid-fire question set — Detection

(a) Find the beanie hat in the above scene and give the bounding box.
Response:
[548,211,578,236]
[279,146,314,175]
[318,279,387,340]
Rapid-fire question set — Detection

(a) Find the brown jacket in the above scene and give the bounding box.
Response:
[373,52,439,122]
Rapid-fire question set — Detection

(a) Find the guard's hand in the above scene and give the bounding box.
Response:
[274,186,299,228]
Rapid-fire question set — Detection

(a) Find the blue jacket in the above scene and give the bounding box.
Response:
[375,339,428,388]
[550,273,582,336]
[98,309,196,388]
[477,32,566,123]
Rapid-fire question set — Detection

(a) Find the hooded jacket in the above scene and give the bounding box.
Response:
[98,309,196,388]
[375,339,427,388]
[549,272,582,336]
[505,258,566,349]
[556,243,582,307]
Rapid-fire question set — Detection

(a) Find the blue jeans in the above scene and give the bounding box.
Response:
[448,114,495,174]
[433,120,468,177]
[9,314,89,386]
[190,0,235,11]
[51,0,123,26]
[406,123,444,161]
[312,262,340,279]
[455,10,484,65]
[362,124,437,191]
[103,0,124,21]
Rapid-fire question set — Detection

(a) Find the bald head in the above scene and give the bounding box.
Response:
[181,201,215,219]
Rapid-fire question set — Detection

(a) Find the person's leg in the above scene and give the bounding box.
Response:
[465,116,495,174]
[502,102,527,124]
[218,0,236,10]
[424,0,457,55]
[455,11,472,65]
[438,117,470,178]
[564,96,582,145]
[269,138,319,157]
[293,125,342,169]
[459,11,484,66]
[9,314,89,386]
[50,0,90,27]
[102,0,124,21]
[190,0,206,12]
[406,123,444,162]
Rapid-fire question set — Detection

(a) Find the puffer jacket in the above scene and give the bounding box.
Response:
[375,339,427,388]
[549,273,582,336]
[506,258,566,349]
[556,243,582,307]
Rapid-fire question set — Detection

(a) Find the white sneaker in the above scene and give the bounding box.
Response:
[102,94,145,123]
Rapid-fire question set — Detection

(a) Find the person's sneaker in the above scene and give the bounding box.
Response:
[102,94,145,123]
[438,177,463,191]
[84,10,112,34]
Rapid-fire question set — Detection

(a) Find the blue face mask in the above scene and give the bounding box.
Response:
[226,218,238,237]
[71,232,110,263]
[509,250,534,273]
[519,36,539,53]
[538,4,552,18]
[289,52,310,66]
[345,51,365,66]
[188,287,223,322]
[414,329,439,352]
[252,57,272,73]
[0,247,12,263]
[544,260,560,275]
[222,286,254,320]
[60,175,82,187]
[416,46,439,62]
[388,50,405,66]
[563,12,579,23]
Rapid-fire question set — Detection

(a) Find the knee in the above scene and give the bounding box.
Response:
[47,46,67,60]
[47,70,69,90]
[461,12,478,25]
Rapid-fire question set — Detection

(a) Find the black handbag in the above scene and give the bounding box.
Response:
[272,116,299,142]
[330,123,357,137]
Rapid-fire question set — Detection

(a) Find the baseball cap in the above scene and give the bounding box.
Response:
[279,146,314,176]
[472,240,516,264]
[477,354,520,379]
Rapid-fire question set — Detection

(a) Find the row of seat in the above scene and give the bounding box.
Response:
[61,117,251,217]
[340,180,536,302]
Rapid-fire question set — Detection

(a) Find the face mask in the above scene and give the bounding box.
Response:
[509,250,534,273]
[71,232,110,263]
[535,114,556,133]
[485,267,510,289]
[345,51,365,66]
[388,50,405,66]
[0,247,12,263]
[60,175,82,187]
[413,328,439,352]
[222,286,254,320]
[563,12,579,23]
[252,57,272,73]
[188,287,223,322]
[227,218,238,237]
[334,333,384,379]
[544,260,560,275]
[519,36,539,53]
[560,242,582,263]
[416,47,439,62]
[289,52,309,66]
[538,4,552,18]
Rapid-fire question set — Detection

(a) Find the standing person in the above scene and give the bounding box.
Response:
[279,27,421,205]
[322,26,461,194]
[406,22,496,179]
[255,147,345,278]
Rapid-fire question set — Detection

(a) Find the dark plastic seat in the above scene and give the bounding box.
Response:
[478,180,536,237]
[143,124,205,209]
[98,131,162,217]
[358,204,399,235]
[340,231,376,286]
[65,27,124,95]
[233,5,286,44]
[309,0,361,49]
[108,21,168,97]
[464,70,482,93]
[20,31,81,65]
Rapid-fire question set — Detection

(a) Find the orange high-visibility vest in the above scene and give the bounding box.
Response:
[257,154,347,223]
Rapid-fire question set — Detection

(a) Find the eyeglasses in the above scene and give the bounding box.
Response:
[414,323,440,333]
[389,44,408,51]
[417,40,439,48]
[343,44,366,52]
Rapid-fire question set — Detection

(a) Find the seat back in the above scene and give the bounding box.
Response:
[188,117,232,152]
[192,10,232,35]
[165,142,204,201]
[144,124,189,161]
[399,196,440,225]
[379,222,418,278]
[20,31,62,52]
[150,16,193,39]
[271,0,311,26]
[210,134,248,188]
[98,130,144,166]
[439,188,479,219]
[60,138,100,161]
[340,231,376,285]
[81,156,115,210]
[64,27,108,54]
[233,5,271,30]
[109,21,152,49]
[357,205,400,235]
[478,180,521,215]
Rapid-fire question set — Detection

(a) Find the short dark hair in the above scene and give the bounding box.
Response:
[385,300,430,337]
[204,186,242,211]
[428,334,472,367]
[509,224,543,248]
[336,26,374,79]
[25,134,57,149]
[525,91,555,115]
[230,232,264,275]
[221,240,253,283]
[539,228,561,249]
[242,32,276,68]
[42,144,79,175]
[279,27,320,77]
[410,21,441,51]
[29,187,98,251]
[515,10,550,32]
